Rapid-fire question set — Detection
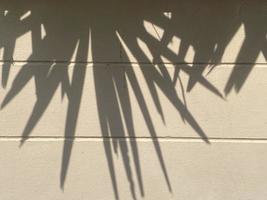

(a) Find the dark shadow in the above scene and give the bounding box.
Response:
[224,0,267,95]
[0,0,266,199]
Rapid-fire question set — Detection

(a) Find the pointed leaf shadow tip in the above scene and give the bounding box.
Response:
[219,93,227,101]
[161,114,166,125]
[60,182,65,191]
[224,87,231,97]
[1,96,11,109]
[181,116,186,124]
[222,95,228,102]
[225,91,230,97]
[60,173,66,190]
[19,139,26,148]
[168,185,173,193]
[204,138,211,144]
[141,191,145,197]
[1,102,6,109]
[219,93,224,99]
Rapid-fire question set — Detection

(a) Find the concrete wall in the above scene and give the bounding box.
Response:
[0,0,267,199]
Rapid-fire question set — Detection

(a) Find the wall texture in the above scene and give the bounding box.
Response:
[0,0,267,199]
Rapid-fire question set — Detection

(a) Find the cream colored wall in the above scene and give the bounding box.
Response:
[0,0,267,199]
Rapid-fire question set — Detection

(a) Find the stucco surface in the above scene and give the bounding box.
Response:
[0,0,266,199]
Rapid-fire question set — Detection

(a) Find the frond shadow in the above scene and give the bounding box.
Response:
[0,0,266,199]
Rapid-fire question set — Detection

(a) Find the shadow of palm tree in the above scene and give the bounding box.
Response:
[0,0,266,199]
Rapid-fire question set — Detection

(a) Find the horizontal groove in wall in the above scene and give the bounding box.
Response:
[1,61,267,67]
[1,136,267,143]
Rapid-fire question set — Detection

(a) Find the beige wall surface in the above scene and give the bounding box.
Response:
[0,0,267,199]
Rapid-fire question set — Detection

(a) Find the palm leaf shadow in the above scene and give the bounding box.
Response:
[1,1,266,199]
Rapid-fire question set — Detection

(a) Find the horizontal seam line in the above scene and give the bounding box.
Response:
[1,136,267,139]
[0,60,266,65]
[1,136,267,143]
